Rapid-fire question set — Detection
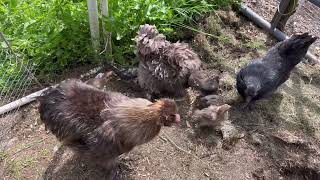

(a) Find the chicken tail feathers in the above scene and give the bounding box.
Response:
[279,33,318,57]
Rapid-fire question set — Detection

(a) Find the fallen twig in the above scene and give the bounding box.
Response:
[159,135,168,142]
[162,132,191,154]
[161,132,211,168]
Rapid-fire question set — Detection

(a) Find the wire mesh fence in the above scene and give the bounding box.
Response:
[0,32,39,117]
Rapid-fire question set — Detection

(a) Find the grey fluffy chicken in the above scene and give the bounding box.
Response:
[38,79,180,172]
[236,33,317,107]
[136,24,218,99]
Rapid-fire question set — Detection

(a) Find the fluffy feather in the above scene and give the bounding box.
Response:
[136,24,203,98]
[38,79,180,169]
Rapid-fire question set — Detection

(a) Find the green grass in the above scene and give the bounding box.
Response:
[8,157,38,180]
[0,0,241,91]
[107,0,241,65]
[244,39,266,50]
[0,151,8,161]
[0,54,29,94]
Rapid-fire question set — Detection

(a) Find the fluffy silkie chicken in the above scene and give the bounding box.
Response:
[236,33,317,108]
[136,24,218,100]
[38,79,180,172]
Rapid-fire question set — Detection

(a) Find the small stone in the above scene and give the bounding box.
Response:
[34,120,38,126]
[39,124,45,131]
[53,145,59,153]
[251,133,264,145]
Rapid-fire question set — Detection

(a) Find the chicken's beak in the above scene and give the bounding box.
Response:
[175,114,181,124]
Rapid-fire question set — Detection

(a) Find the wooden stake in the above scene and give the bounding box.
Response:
[271,0,299,31]
[87,0,100,52]
[100,0,113,62]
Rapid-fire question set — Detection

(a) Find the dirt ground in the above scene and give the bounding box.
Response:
[1,6,320,180]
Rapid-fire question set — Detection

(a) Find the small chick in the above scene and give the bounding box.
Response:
[198,94,224,109]
[193,104,231,129]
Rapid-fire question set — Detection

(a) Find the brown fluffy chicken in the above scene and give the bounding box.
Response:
[136,24,218,99]
[38,79,180,170]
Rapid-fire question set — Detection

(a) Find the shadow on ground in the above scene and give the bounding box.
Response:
[43,146,133,180]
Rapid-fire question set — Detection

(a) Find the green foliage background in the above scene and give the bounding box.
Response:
[0,0,240,90]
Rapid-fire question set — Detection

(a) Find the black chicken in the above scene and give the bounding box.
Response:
[236,33,317,107]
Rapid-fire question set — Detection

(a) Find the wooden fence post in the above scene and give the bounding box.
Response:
[100,0,113,62]
[271,0,299,31]
[87,0,100,52]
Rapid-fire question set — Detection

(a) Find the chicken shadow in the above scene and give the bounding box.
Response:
[187,126,222,150]
[229,92,284,133]
[228,71,320,178]
[43,145,133,180]
[281,71,319,137]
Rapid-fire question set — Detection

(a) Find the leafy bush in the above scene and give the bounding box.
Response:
[107,0,241,65]
[0,0,240,89]
[1,0,93,75]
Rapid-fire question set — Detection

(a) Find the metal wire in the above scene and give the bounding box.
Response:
[0,33,40,117]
